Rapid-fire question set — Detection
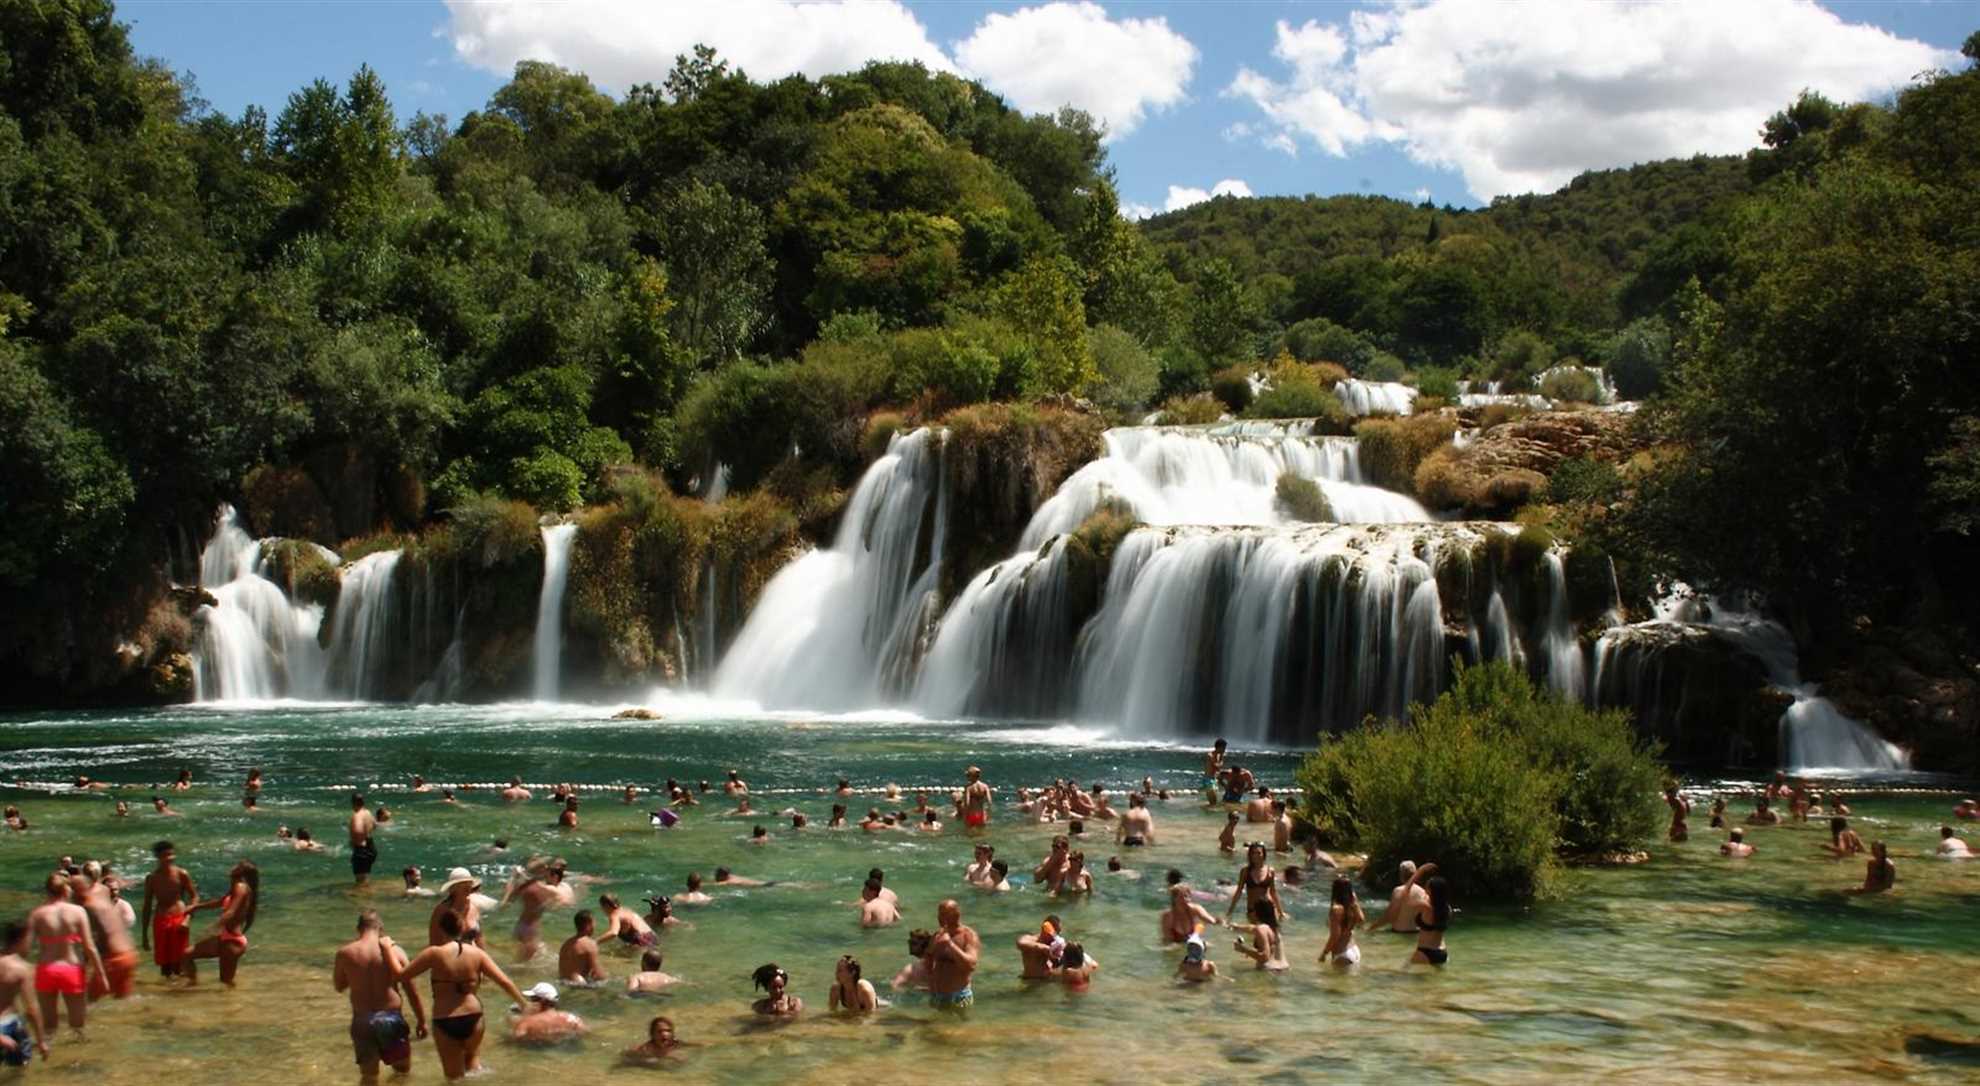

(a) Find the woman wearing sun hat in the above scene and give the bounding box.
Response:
[427,868,487,949]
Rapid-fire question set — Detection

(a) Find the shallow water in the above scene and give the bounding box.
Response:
[2,702,1978,1084]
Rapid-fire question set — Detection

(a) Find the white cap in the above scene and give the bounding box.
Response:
[522,981,558,1004]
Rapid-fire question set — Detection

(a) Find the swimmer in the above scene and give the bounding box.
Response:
[1666,786,1689,843]
[1230,899,1288,972]
[1708,797,1727,829]
[751,964,802,1018]
[241,793,263,814]
[1176,925,1219,983]
[723,770,748,796]
[1823,816,1865,857]
[918,810,943,833]
[828,955,878,1013]
[621,784,638,805]
[428,869,485,949]
[512,982,587,1044]
[859,880,901,928]
[1321,875,1364,969]
[375,805,393,825]
[1246,787,1274,824]
[1407,866,1451,966]
[113,800,130,818]
[625,949,681,994]
[410,774,431,794]
[245,768,263,794]
[439,789,460,806]
[1746,797,1781,826]
[293,827,325,852]
[1034,836,1071,887]
[827,804,847,828]
[76,863,137,1001]
[1721,828,1755,858]
[643,896,685,930]
[791,813,808,830]
[1016,916,1064,979]
[557,911,605,985]
[961,766,992,830]
[182,858,257,987]
[834,778,853,798]
[1224,842,1282,925]
[1116,793,1156,847]
[1106,856,1138,880]
[1161,884,1220,944]
[597,894,656,950]
[748,824,769,844]
[1052,851,1094,897]
[859,808,888,832]
[151,796,180,817]
[964,844,996,887]
[391,909,529,1080]
[402,867,435,897]
[1218,811,1240,854]
[500,777,531,803]
[714,868,767,888]
[172,768,193,791]
[1955,799,1979,821]
[927,900,980,1012]
[622,1016,681,1064]
[677,873,712,905]
[557,797,579,829]
[1204,738,1228,784]
[1058,942,1097,990]
[1938,826,1972,858]
[141,839,197,979]
[1367,860,1427,933]
[29,873,103,1038]
[1854,841,1896,893]
[1271,800,1293,852]
[890,929,934,991]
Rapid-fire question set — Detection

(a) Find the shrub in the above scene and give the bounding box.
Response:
[1310,361,1350,389]
[259,539,341,608]
[446,495,541,569]
[1153,393,1224,426]
[1283,317,1375,372]
[1481,469,1547,511]
[1413,446,1475,510]
[1274,475,1334,522]
[1295,662,1664,899]
[1086,324,1161,416]
[1510,523,1556,570]
[1413,366,1461,402]
[1209,366,1254,413]
[1608,316,1672,400]
[1364,352,1407,382]
[861,411,907,463]
[1547,457,1623,506]
[1155,344,1211,399]
[1540,367,1603,404]
[1486,329,1555,386]
[1355,414,1457,494]
[506,449,586,513]
[1246,358,1351,425]
[1477,403,1533,431]
[1070,501,1141,565]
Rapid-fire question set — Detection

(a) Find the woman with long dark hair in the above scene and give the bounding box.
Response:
[1321,875,1364,969]
[1223,842,1282,924]
[1405,863,1450,966]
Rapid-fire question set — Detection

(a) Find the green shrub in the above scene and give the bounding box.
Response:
[506,449,585,512]
[1155,344,1211,399]
[1547,457,1623,505]
[1413,446,1474,510]
[1209,366,1254,413]
[259,538,341,608]
[1481,469,1547,511]
[1283,317,1375,372]
[1510,523,1556,570]
[1153,393,1224,426]
[1607,316,1671,400]
[1310,361,1350,389]
[1274,475,1334,522]
[446,495,542,568]
[1354,414,1457,493]
[1540,367,1603,404]
[1070,500,1141,565]
[1413,366,1461,402]
[1086,324,1160,416]
[1364,351,1407,382]
[1486,329,1555,385]
[861,411,907,463]
[1295,662,1665,899]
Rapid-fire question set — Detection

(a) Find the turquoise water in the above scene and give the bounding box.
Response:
[3,701,1979,1083]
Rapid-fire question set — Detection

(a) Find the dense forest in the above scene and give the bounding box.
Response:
[1,1,1976,715]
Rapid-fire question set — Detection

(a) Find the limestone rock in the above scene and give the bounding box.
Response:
[612,708,663,721]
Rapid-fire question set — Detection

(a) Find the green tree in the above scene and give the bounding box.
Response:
[996,255,1093,395]
[1185,259,1259,366]
[642,180,772,366]
[1085,324,1159,415]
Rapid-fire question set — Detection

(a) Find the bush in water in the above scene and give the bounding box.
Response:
[1354,414,1458,494]
[1273,475,1334,523]
[1295,662,1665,899]
[1540,367,1604,404]
[1209,365,1254,414]
[1153,393,1224,426]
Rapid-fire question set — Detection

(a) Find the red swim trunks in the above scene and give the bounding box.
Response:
[153,911,191,969]
[35,960,85,996]
[965,811,988,828]
[89,949,139,1000]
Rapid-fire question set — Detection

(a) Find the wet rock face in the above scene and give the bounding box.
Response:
[1823,625,1980,773]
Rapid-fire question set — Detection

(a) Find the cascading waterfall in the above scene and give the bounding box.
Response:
[532,524,578,702]
[1335,379,1417,416]
[323,550,402,700]
[712,428,947,710]
[1023,423,1429,546]
[190,506,330,702]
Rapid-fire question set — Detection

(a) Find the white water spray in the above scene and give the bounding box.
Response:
[532,524,577,702]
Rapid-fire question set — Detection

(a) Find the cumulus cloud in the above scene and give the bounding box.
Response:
[955,2,1197,140]
[1226,0,1958,200]
[1164,178,1252,213]
[444,1,1197,143]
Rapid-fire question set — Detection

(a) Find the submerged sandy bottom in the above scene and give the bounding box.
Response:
[1,703,1977,1084]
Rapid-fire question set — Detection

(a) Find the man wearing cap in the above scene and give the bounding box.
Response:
[511,982,586,1044]
[428,869,485,949]
[334,909,426,1083]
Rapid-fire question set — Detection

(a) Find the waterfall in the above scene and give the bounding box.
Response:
[532,523,577,702]
[413,607,466,704]
[712,428,947,710]
[1539,552,1586,700]
[323,550,401,700]
[1335,379,1417,416]
[189,506,330,702]
[1022,424,1429,547]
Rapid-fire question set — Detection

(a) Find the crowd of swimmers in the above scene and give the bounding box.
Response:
[2,748,1975,1077]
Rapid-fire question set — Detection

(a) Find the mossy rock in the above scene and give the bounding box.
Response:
[1274,475,1333,523]
[260,539,342,610]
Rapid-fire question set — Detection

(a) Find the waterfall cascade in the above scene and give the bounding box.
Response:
[532,524,577,702]
[1335,379,1417,417]
[191,507,330,701]
[712,428,948,710]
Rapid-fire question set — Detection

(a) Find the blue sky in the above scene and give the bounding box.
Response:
[119,1,1972,214]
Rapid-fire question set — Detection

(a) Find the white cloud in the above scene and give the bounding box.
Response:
[951,2,1197,141]
[1120,201,1159,221]
[1226,0,1958,200]
[1412,186,1430,203]
[1164,178,1252,213]
[444,0,953,89]
[444,1,1197,143]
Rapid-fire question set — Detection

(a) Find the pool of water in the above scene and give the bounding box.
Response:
[3,700,1978,1083]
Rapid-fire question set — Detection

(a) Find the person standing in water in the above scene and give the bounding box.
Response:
[1224,843,1283,924]
[597,894,657,949]
[140,839,197,980]
[348,792,378,888]
[1161,885,1221,944]
[0,921,50,1065]
[1116,793,1156,848]
[1665,787,1690,843]
[926,900,980,1011]
[961,766,992,830]
[28,875,103,1041]
[333,910,426,1084]
[750,964,802,1018]
[1824,817,1866,857]
[1855,841,1897,893]
[76,862,137,1001]
[558,911,605,986]
[1320,875,1365,969]
[1230,900,1289,972]
[1204,739,1228,788]
[393,910,528,1081]
[827,955,878,1013]
[1176,925,1219,983]
[184,859,257,986]
[1405,865,1450,966]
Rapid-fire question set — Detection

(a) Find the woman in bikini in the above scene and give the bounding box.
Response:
[1320,875,1365,969]
[1406,864,1450,966]
[1223,842,1283,924]
[29,874,103,1039]
[750,963,802,1018]
[184,860,257,986]
[395,910,527,1081]
[1230,900,1289,971]
[428,870,485,949]
[1058,942,1098,990]
[827,955,878,1013]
